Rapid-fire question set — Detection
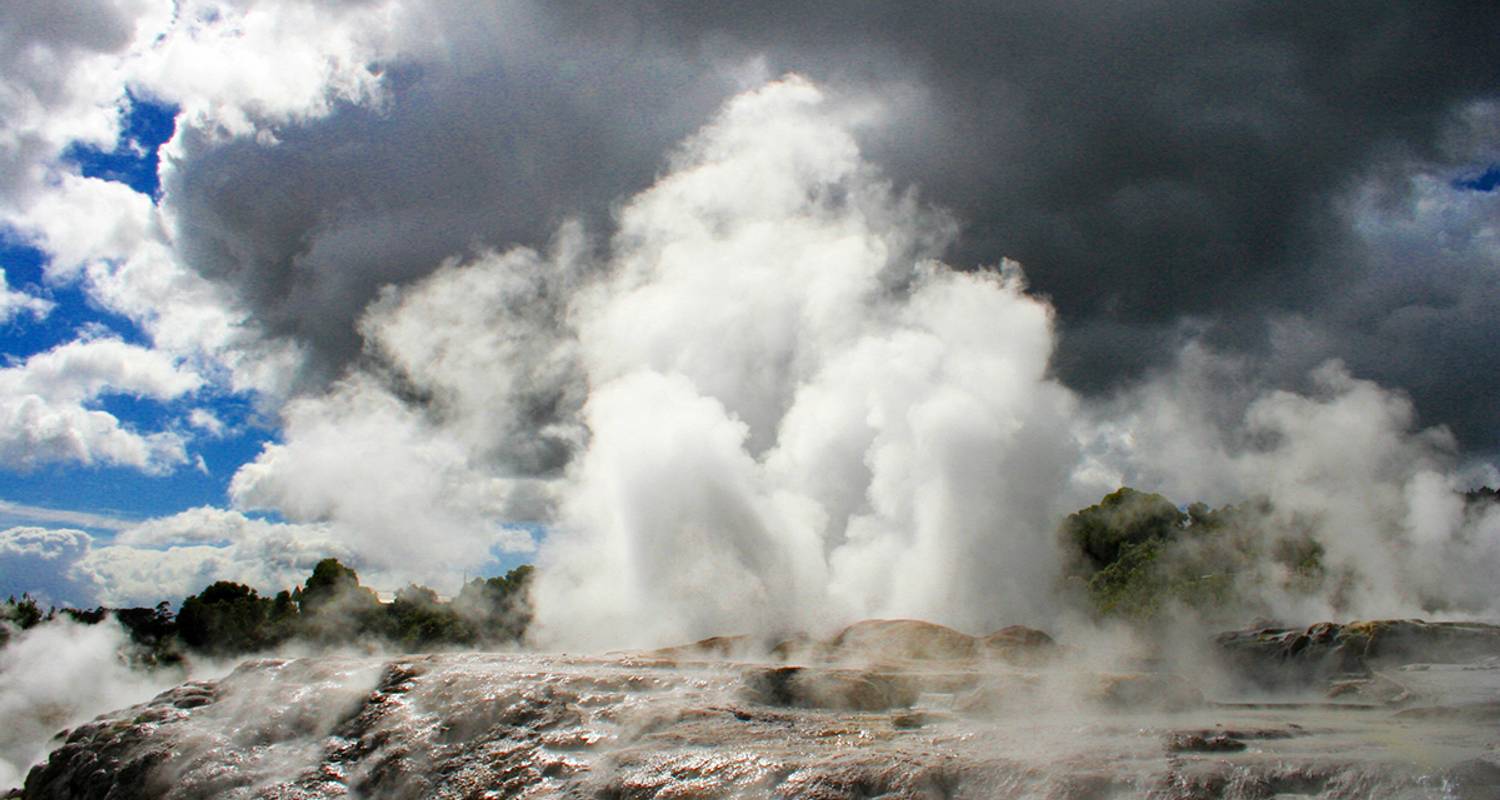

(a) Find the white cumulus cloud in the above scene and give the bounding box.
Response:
[0,268,51,324]
[0,336,201,472]
[0,507,363,607]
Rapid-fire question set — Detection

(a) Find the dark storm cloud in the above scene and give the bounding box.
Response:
[165,1,1500,447]
[165,4,741,382]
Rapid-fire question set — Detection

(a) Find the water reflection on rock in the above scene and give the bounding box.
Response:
[21,619,1500,799]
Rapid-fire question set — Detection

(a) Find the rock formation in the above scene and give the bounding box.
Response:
[16,619,1500,799]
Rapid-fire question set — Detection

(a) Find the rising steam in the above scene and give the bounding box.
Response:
[0,618,179,788]
[534,77,1080,646]
[229,76,1499,650]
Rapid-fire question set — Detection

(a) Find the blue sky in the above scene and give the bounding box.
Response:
[0,89,532,605]
[1456,164,1500,193]
[1,98,274,533]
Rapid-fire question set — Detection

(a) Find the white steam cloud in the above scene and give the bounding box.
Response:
[537,78,1081,646]
[1080,348,1500,622]
[0,617,178,791]
[30,75,1493,648]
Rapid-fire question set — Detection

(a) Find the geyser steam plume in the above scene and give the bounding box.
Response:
[533,77,1081,646]
[244,76,1498,651]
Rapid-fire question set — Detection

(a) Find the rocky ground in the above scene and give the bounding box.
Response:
[16,619,1500,799]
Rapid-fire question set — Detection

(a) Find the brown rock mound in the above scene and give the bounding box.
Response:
[828,619,979,661]
[739,665,923,711]
[767,619,1059,666]
[981,624,1059,665]
[646,634,756,661]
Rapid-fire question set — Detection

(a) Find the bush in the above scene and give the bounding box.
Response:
[294,559,385,644]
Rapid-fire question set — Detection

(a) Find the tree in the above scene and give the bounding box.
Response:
[178,582,275,654]
[388,585,474,650]
[1062,489,1346,624]
[2,594,44,629]
[0,594,45,647]
[1464,486,1499,506]
[112,602,182,665]
[298,558,372,613]
[1061,487,1186,574]
[295,558,384,643]
[454,565,534,643]
[269,589,299,630]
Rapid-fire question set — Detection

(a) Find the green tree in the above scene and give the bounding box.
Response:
[0,594,45,647]
[178,582,275,654]
[295,558,384,643]
[269,589,299,635]
[388,585,474,650]
[454,565,534,643]
[298,558,370,612]
[1061,487,1186,574]
[112,602,182,665]
[1062,489,1346,624]
[2,594,44,629]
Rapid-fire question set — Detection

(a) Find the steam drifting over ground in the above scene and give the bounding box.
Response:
[0,618,179,788]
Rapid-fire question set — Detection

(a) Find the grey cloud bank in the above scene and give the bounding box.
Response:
[165,1,1500,449]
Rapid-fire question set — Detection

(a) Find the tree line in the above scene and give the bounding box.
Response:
[6,484,1497,653]
[0,559,533,663]
[1059,485,1500,624]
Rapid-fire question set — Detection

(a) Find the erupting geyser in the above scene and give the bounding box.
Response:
[5,2,1500,793]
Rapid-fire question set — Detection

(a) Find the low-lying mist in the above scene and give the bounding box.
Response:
[0,618,180,789]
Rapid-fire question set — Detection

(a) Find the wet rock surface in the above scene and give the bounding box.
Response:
[1164,733,1247,753]
[21,619,1500,799]
[1214,619,1500,690]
